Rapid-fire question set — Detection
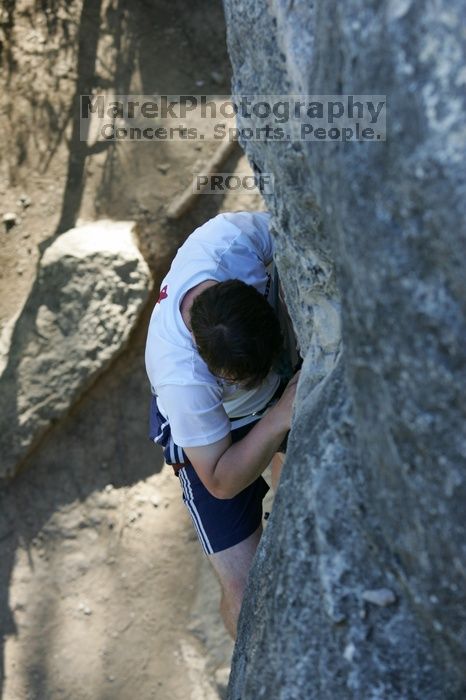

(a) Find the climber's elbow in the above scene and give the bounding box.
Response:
[183,434,234,499]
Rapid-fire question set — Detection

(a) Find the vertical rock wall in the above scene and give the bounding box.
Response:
[222,1,466,698]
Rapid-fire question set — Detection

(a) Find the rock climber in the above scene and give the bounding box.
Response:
[145,210,300,638]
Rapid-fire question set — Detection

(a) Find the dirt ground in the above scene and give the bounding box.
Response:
[0,1,269,698]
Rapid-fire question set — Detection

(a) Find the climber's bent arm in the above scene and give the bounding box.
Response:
[184,372,299,499]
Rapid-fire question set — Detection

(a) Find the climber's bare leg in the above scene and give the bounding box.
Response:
[271,451,285,492]
[208,524,262,639]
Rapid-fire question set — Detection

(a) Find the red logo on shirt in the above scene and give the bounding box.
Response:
[157,285,168,303]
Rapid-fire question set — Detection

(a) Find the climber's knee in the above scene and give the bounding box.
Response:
[208,525,262,635]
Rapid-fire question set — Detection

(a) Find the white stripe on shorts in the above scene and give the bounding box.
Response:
[169,437,176,463]
[176,444,184,463]
[153,417,170,443]
[179,469,214,555]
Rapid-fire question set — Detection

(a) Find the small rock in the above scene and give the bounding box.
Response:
[104,484,114,493]
[195,79,205,87]
[3,212,17,229]
[18,194,31,208]
[150,496,160,508]
[362,588,396,607]
[157,163,170,174]
[214,666,231,697]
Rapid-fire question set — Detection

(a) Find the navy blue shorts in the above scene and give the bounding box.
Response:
[148,385,287,555]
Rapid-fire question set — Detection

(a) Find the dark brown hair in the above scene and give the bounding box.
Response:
[190,279,282,389]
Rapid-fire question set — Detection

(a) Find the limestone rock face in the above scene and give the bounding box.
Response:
[222,0,466,697]
[0,221,151,480]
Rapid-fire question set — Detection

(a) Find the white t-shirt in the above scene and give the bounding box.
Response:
[145,210,281,448]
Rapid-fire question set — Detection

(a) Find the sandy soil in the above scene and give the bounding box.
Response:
[0,1,269,698]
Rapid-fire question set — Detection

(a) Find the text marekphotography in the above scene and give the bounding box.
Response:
[80,94,387,142]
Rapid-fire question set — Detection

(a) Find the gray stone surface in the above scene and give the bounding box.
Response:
[223,0,466,697]
[0,220,151,480]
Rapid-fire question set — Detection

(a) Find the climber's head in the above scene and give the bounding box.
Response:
[190,279,282,389]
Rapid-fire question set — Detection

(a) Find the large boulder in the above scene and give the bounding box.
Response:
[0,220,152,480]
[222,0,466,698]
